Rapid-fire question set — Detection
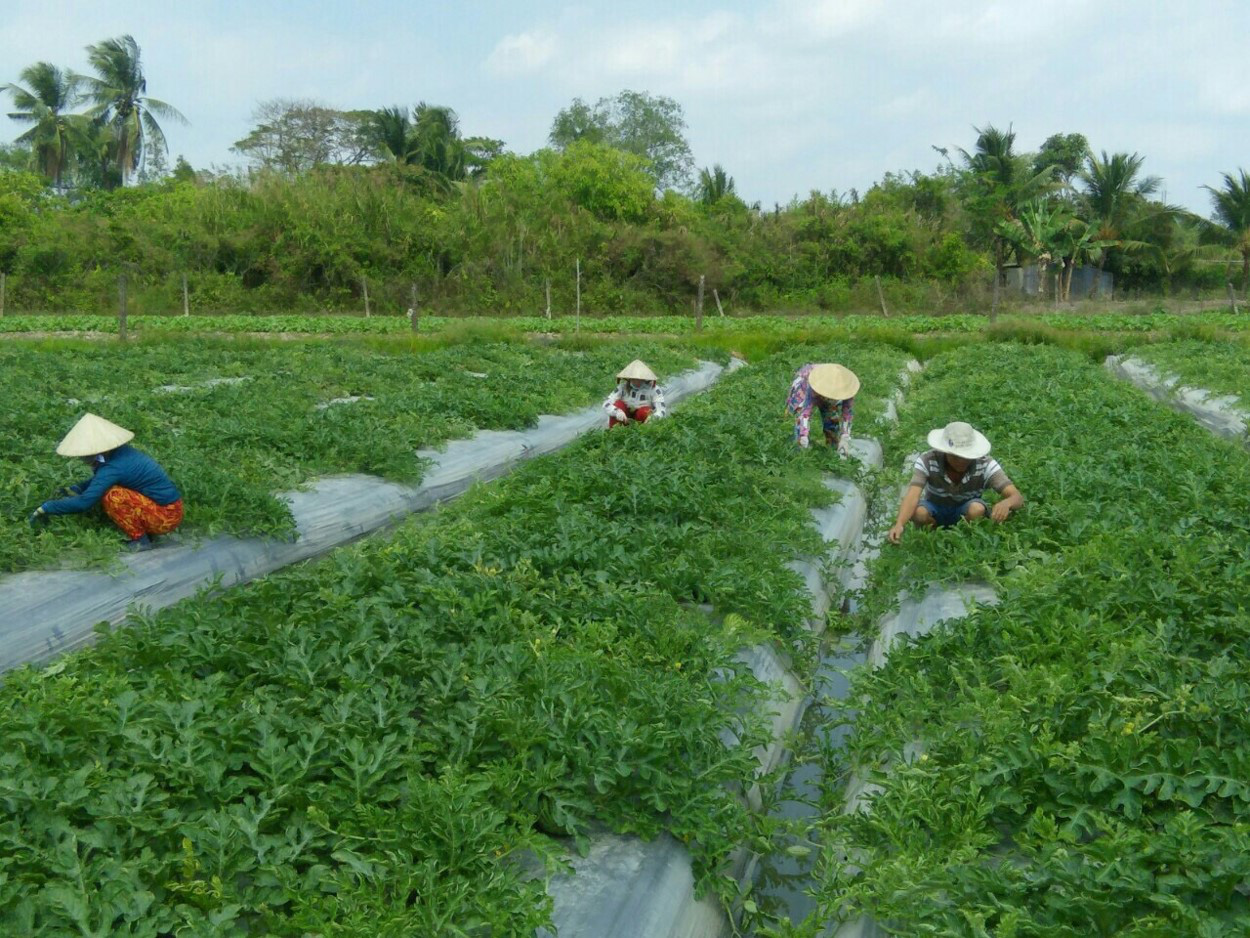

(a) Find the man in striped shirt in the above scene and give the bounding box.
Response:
[887,421,1023,544]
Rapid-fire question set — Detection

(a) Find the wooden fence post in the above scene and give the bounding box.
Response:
[713,288,725,317]
[182,273,189,316]
[875,275,889,318]
[545,279,552,320]
[362,276,371,317]
[0,273,5,318]
[696,275,705,332]
[410,283,419,333]
[575,259,581,332]
[1229,282,1241,315]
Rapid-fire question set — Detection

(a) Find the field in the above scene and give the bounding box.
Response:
[0,307,1249,338]
[806,342,1250,936]
[1,321,1247,936]
[1,336,701,572]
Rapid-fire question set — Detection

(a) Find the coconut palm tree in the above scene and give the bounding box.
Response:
[366,106,414,163]
[1078,150,1167,288]
[4,62,89,188]
[410,103,465,181]
[79,34,186,183]
[696,164,735,204]
[955,124,1055,311]
[1204,169,1250,292]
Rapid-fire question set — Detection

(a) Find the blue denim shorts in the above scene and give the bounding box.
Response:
[921,498,986,528]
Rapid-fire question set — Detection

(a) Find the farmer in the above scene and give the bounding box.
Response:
[887,420,1023,544]
[786,362,859,455]
[604,360,667,428]
[29,413,184,553]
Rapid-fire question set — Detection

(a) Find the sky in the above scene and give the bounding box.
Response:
[2,0,1246,217]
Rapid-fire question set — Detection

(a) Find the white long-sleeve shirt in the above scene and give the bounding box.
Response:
[603,380,667,420]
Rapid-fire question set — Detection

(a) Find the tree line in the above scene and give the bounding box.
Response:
[3,37,1248,315]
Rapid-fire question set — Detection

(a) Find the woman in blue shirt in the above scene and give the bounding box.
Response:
[30,414,183,552]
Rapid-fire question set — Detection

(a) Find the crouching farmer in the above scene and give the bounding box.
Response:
[887,420,1023,545]
[605,360,667,428]
[29,413,184,552]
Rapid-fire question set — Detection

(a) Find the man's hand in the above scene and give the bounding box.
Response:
[28,506,47,528]
[991,500,1012,523]
[887,522,905,545]
[837,435,852,458]
[798,435,810,449]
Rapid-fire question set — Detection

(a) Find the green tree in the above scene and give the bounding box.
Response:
[1031,132,1089,186]
[463,136,505,178]
[4,62,90,188]
[365,106,414,163]
[171,154,196,184]
[409,103,466,181]
[548,98,606,147]
[996,198,1076,289]
[0,170,47,272]
[696,164,735,204]
[547,141,654,223]
[232,99,373,174]
[0,141,33,173]
[1204,169,1250,292]
[80,34,186,183]
[549,90,694,192]
[955,124,1054,304]
[1079,150,1171,288]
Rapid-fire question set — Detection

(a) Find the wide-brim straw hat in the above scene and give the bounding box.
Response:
[56,413,134,457]
[617,359,658,382]
[808,363,860,400]
[927,421,991,460]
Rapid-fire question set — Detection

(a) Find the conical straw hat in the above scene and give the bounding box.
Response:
[808,363,860,400]
[616,359,657,381]
[56,413,134,457]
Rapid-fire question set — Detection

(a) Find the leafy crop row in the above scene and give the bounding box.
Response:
[809,344,1250,935]
[1126,338,1250,410]
[2,338,698,573]
[3,310,1250,338]
[0,341,911,935]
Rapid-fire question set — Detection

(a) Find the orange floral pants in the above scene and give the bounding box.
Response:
[101,487,184,540]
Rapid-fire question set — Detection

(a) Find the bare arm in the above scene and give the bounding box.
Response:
[887,484,924,544]
[991,483,1023,522]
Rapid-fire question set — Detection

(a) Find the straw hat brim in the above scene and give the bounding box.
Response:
[616,359,658,381]
[808,363,860,400]
[927,426,991,460]
[56,413,135,457]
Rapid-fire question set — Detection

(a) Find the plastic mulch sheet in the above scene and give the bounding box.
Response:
[1105,355,1248,441]
[542,440,883,938]
[0,361,734,675]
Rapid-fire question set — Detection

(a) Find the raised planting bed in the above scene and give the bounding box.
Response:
[0,362,731,675]
[0,341,914,935]
[1106,341,1250,443]
[801,343,1250,935]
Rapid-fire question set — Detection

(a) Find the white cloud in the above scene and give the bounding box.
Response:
[768,0,877,41]
[486,30,557,76]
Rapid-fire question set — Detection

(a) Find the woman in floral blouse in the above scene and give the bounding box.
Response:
[786,362,859,454]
